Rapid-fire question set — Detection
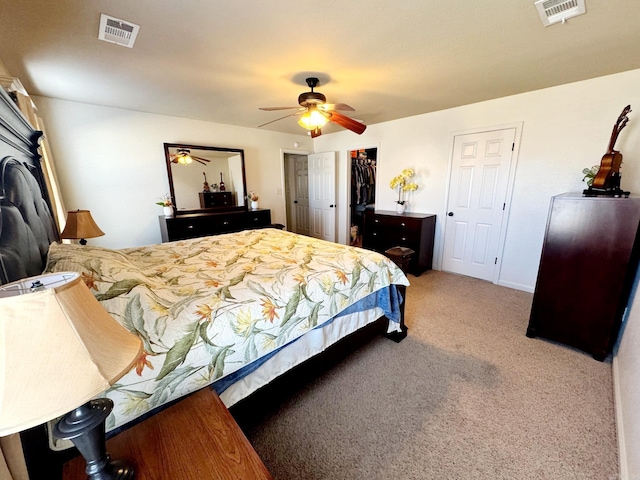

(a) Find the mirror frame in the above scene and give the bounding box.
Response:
[163,143,248,215]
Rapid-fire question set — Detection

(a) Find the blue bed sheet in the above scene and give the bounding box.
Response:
[212,284,403,395]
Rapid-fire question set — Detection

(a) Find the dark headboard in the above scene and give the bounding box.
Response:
[0,86,59,284]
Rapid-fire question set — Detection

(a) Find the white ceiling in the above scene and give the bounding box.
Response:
[1,0,639,136]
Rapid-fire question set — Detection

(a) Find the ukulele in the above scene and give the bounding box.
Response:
[219,172,226,191]
[592,105,631,189]
[202,172,210,192]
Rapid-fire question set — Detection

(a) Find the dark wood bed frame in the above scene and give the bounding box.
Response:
[0,86,406,479]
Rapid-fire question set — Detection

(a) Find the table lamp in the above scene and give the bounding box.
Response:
[60,210,105,245]
[0,272,143,479]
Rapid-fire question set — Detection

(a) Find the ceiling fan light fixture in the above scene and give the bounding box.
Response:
[177,154,193,164]
[175,148,194,165]
[298,109,329,130]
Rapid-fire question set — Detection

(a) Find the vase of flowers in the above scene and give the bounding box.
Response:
[390,168,418,214]
[156,194,174,217]
[248,191,259,209]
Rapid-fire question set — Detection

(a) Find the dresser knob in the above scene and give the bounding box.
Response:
[402,237,407,241]
[373,232,377,236]
[187,225,194,229]
[223,221,229,225]
[401,223,406,227]
[374,219,379,223]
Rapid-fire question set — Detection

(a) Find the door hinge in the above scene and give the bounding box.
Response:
[512,143,515,151]
[503,203,506,210]
[495,258,498,264]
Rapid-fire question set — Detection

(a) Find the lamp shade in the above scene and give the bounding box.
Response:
[0,272,142,436]
[60,210,105,241]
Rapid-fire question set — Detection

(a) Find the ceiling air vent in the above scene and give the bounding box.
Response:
[98,14,140,48]
[535,0,586,26]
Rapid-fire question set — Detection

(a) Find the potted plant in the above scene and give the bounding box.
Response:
[248,191,259,209]
[582,165,600,187]
[156,194,174,217]
[389,168,418,214]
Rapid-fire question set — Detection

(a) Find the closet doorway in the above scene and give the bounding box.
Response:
[349,147,377,247]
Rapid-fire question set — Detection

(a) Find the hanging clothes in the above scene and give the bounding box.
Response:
[351,157,376,206]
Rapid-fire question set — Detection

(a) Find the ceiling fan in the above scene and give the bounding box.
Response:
[259,77,366,138]
[169,148,210,166]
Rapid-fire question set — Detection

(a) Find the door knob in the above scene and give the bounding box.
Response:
[329,204,335,208]
[447,212,454,217]
[294,200,298,204]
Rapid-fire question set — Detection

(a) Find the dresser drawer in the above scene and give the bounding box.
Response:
[369,215,420,234]
[165,216,214,240]
[244,210,271,229]
[199,192,234,208]
[159,209,272,242]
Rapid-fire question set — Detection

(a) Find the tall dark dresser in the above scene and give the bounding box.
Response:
[526,193,640,360]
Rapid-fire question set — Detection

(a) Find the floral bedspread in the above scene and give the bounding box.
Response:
[46,229,409,430]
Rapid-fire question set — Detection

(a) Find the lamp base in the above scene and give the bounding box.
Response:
[99,459,135,479]
[53,399,135,480]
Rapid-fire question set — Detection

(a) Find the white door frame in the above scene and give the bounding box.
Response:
[280,148,311,230]
[440,122,523,285]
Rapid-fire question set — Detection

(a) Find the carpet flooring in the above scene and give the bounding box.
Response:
[236,271,618,479]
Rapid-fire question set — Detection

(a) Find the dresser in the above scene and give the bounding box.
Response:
[527,193,640,360]
[199,191,234,208]
[362,210,436,276]
[159,209,271,242]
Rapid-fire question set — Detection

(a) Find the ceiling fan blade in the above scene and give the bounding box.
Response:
[328,111,367,135]
[322,103,355,112]
[258,111,300,128]
[259,107,300,111]
[194,159,207,165]
[192,155,211,163]
[310,127,322,138]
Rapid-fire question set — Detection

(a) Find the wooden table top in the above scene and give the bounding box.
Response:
[62,388,272,480]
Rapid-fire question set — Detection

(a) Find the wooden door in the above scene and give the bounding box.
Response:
[442,128,515,281]
[308,151,337,242]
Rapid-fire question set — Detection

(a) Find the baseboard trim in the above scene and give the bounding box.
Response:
[613,355,628,480]
[496,279,534,293]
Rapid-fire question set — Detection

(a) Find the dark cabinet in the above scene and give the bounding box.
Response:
[159,209,271,242]
[362,210,436,276]
[199,192,234,208]
[527,193,640,360]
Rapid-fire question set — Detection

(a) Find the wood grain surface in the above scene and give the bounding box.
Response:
[62,388,272,480]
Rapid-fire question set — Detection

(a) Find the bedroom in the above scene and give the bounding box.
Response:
[1,0,640,478]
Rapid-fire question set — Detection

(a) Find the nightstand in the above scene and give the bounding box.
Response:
[62,389,272,480]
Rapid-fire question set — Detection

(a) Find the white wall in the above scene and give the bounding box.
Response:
[33,96,311,248]
[615,268,640,480]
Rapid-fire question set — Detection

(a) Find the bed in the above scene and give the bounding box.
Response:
[44,230,408,434]
[0,86,409,478]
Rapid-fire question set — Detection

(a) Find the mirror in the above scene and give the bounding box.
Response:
[164,143,247,213]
